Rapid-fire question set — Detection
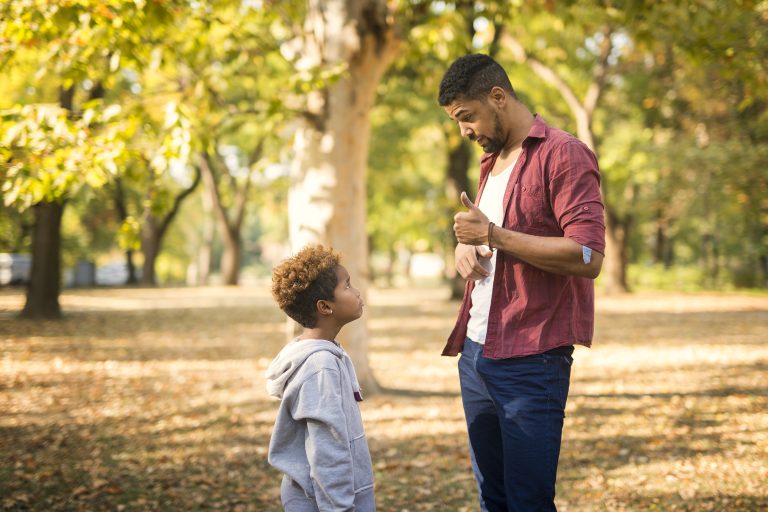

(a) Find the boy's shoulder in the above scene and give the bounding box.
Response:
[291,350,345,390]
[302,348,343,370]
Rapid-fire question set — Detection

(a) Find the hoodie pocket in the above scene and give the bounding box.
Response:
[350,434,374,492]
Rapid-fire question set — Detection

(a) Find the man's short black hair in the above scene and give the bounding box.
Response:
[438,54,516,106]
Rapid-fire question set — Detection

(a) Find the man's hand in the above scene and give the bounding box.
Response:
[454,191,490,246]
[455,243,493,280]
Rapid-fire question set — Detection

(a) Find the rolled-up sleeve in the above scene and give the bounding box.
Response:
[548,140,606,254]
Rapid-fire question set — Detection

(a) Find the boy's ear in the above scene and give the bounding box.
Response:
[316,299,333,317]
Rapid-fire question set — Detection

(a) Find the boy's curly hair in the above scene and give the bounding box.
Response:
[271,245,340,328]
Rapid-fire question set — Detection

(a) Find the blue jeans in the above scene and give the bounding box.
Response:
[458,338,572,512]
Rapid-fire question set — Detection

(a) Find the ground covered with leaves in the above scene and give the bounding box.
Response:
[1,285,767,511]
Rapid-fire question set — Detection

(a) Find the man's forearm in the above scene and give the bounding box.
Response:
[490,225,603,278]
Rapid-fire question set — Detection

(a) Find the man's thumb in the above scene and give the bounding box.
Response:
[460,191,476,210]
[477,245,493,258]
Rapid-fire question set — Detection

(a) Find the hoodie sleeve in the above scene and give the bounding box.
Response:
[291,367,354,512]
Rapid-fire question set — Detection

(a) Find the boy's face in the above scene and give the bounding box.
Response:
[329,265,364,323]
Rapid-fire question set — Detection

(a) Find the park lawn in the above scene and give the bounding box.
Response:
[1,285,767,511]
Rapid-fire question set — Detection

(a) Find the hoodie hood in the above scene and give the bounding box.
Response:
[265,339,362,401]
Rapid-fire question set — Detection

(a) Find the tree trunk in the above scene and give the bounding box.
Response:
[603,211,630,294]
[196,189,215,285]
[124,250,138,284]
[220,227,241,286]
[140,215,161,286]
[287,0,399,394]
[385,245,396,287]
[113,177,138,285]
[21,201,64,319]
[21,85,75,317]
[760,211,768,287]
[198,151,251,286]
[139,168,201,286]
[601,199,631,293]
[653,208,674,269]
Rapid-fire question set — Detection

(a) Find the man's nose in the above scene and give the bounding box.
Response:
[460,123,474,138]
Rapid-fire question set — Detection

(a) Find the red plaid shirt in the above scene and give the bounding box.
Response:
[443,115,606,359]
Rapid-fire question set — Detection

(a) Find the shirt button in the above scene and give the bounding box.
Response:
[583,206,589,211]
[522,186,527,192]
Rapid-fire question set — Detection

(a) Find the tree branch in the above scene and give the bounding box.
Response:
[199,150,232,230]
[584,26,614,116]
[504,33,585,119]
[489,22,504,58]
[159,165,201,238]
[232,139,263,231]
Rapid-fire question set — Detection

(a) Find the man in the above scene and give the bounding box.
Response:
[439,54,606,511]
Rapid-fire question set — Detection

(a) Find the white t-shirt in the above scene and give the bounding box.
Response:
[466,160,516,344]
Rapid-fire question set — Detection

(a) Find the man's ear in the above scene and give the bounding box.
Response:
[316,299,333,317]
[489,86,507,108]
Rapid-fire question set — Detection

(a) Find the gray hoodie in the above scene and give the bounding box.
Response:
[266,339,375,511]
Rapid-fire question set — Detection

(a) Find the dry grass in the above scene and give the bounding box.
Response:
[1,286,767,511]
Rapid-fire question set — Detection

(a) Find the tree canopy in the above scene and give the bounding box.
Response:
[1,0,766,297]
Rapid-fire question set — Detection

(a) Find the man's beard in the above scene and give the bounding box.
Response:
[472,112,505,153]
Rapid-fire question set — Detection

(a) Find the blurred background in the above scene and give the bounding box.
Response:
[2,0,766,306]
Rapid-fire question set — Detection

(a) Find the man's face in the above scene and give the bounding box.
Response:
[444,96,505,154]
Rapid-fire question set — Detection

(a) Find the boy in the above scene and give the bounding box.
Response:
[266,245,375,511]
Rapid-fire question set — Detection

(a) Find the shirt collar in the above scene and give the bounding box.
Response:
[527,113,547,140]
[479,114,547,174]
